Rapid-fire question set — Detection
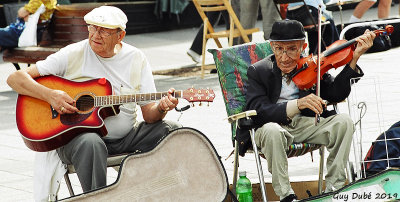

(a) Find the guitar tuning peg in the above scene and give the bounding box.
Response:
[191,103,195,107]
[207,102,210,106]
[199,102,202,106]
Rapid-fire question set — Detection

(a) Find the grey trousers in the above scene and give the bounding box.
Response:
[240,0,281,41]
[57,120,182,192]
[254,114,354,199]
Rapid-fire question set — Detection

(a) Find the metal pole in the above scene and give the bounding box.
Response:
[346,161,353,183]
[250,128,268,202]
[318,146,325,194]
[232,140,239,198]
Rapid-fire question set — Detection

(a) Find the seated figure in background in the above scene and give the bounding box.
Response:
[286,0,339,54]
[0,0,57,50]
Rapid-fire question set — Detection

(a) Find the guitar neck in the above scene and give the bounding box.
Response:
[94,91,183,106]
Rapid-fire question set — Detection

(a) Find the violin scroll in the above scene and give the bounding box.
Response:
[374,25,394,37]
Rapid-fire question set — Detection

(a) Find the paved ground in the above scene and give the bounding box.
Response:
[0,3,400,201]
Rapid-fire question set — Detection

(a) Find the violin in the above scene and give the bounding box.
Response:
[291,25,394,90]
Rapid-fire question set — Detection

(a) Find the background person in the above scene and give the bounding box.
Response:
[286,0,339,54]
[239,0,281,42]
[349,0,393,23]
[187,0,240,63]
[187,11,230,63]
[0,0,57,50]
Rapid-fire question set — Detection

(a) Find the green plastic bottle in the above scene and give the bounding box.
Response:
[236,171,253,202]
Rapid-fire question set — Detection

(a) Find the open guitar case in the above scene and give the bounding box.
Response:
[59,127,232,201]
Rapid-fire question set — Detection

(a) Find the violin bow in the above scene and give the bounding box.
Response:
[315,5,322,125]
[316,8,325,195]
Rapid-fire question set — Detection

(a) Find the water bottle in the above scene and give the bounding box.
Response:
[236,171,253,202]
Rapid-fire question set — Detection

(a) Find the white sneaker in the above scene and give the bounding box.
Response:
[187,49,201,63]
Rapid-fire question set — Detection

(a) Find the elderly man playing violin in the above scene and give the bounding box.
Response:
[238,19,375,202]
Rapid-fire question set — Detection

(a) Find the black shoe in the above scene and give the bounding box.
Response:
[280,194,298,202]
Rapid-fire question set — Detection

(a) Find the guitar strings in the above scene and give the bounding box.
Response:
[76,91,180,108]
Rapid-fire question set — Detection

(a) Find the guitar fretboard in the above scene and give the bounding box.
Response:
[94,91,183,106]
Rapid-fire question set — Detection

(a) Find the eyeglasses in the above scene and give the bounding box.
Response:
[88,25,119,38]
[271,44,301,58]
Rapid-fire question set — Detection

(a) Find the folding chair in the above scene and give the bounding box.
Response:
[272,0,331,54]
[63,154,128,196]
[192,0,259,78]
[208,41,325,201]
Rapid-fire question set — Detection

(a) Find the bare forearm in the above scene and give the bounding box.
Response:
[17,7,29,18]
[349,54,360,70]
[7,70,51,103]
[350,30,375,69]
[141,89,178,123]
[142,102,166,123]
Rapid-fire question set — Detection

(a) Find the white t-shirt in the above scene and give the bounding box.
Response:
[36,40,156,139]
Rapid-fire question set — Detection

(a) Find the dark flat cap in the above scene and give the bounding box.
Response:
[269,19,306,41]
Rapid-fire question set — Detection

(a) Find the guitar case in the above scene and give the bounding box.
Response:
[60,127,229,201]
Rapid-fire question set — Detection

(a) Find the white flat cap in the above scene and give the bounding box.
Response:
[84,6,128,30]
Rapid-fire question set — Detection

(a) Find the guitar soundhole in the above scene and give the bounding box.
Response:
[61,94,94,125]
[76,95,95,112]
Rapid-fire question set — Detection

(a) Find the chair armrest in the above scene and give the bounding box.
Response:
[226,110,257,123]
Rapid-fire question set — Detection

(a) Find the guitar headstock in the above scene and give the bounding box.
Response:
[182,87,215,103]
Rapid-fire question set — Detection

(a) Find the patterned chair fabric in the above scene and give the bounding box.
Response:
[208,41,321,157]
[208,42,273,141]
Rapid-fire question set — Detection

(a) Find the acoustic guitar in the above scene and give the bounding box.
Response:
[16,75,215,152]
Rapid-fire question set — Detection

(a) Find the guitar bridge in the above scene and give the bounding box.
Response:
[50,106,58,119]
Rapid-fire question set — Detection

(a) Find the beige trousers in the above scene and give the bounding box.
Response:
[254,113,354,198]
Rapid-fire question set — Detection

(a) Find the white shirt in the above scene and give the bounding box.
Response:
[34,40,157,200]
[37,39,156,139]
[277,75,301,120]
[277,78,299,104]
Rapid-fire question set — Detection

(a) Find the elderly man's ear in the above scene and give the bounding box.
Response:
[118,30,126,42]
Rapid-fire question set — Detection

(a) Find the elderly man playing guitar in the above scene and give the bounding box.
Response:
[7,6,182,200]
